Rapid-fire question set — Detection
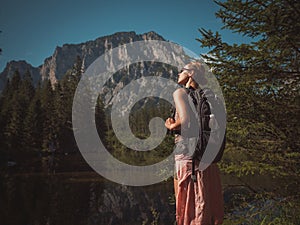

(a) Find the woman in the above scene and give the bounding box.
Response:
[165,61,224,225]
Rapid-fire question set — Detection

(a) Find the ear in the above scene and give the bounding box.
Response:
[187,70,194,78]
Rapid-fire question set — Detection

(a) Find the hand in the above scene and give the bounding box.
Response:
[165,118,175,130]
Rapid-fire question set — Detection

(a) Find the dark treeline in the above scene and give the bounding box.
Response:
[0,58,83,162]
[0,58,174,168]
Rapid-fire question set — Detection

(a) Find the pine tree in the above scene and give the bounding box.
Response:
[95,96,108,145]
[40,79,56,151]
[1,71,22,152]
[52,82,65,151]
[197,0,300,176]
[5,93,23,151]
[23,94,43,151]
[3,70,21,101]
[57,56,82,152]
[18,70,36,147]
[0,79,10,150]
[19,70,35,102]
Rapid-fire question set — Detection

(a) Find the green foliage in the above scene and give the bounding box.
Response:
[23,95,43,150]
[95,96,108,145]
[194,3,300,223]
[105,98,174,166]
[53,57,82,152]
[223,193,300,225]
[0,56,176,169]
[5,93,23,150]
[40,80,56,151]
[197,2,300,222]
[142,207,160,225]
[197,0,300,178]
[0,56,84,159]
[1,70,35,151]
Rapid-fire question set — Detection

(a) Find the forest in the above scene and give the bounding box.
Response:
[0,0,299,224]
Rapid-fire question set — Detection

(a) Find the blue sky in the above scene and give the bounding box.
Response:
[0,0,250,72]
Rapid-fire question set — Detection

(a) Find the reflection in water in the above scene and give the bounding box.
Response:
[0,173,175,225]
[2,171,296,224]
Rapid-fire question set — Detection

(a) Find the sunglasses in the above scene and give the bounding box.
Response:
[179,68,193,74]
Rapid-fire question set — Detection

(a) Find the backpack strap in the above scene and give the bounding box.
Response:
[181,87,212,182]
[190,88,207,182]
[191,158,197,182]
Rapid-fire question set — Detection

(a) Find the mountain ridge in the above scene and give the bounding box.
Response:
[0,31,168,90]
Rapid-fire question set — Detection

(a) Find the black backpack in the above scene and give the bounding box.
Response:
[186,87,226,181]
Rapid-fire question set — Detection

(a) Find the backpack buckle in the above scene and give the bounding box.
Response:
[191,174,197,182]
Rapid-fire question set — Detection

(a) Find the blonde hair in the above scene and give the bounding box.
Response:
[186,61,207,87]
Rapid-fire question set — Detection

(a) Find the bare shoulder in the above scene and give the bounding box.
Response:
[173,87,188,99]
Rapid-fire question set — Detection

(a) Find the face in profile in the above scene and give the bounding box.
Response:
[177,67,192,85]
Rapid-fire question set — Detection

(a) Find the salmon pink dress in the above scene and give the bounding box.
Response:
[174,109,224,224]
[175,154,224,225]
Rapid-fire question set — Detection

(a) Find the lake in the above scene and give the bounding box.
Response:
[1,155,299,225]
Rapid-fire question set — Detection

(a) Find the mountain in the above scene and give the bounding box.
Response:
[0,60,40,90]
[0,31,171,89]
[39,31,168,85]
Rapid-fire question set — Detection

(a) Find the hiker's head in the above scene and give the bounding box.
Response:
[178,61,207,88]
[177,67,191,85]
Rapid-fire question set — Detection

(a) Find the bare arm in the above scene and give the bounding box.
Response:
[165,88,190,131]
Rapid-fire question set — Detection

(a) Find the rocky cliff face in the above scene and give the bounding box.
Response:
[0,31,185,95]
[40,31,167,84]
[0,60,40,90]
